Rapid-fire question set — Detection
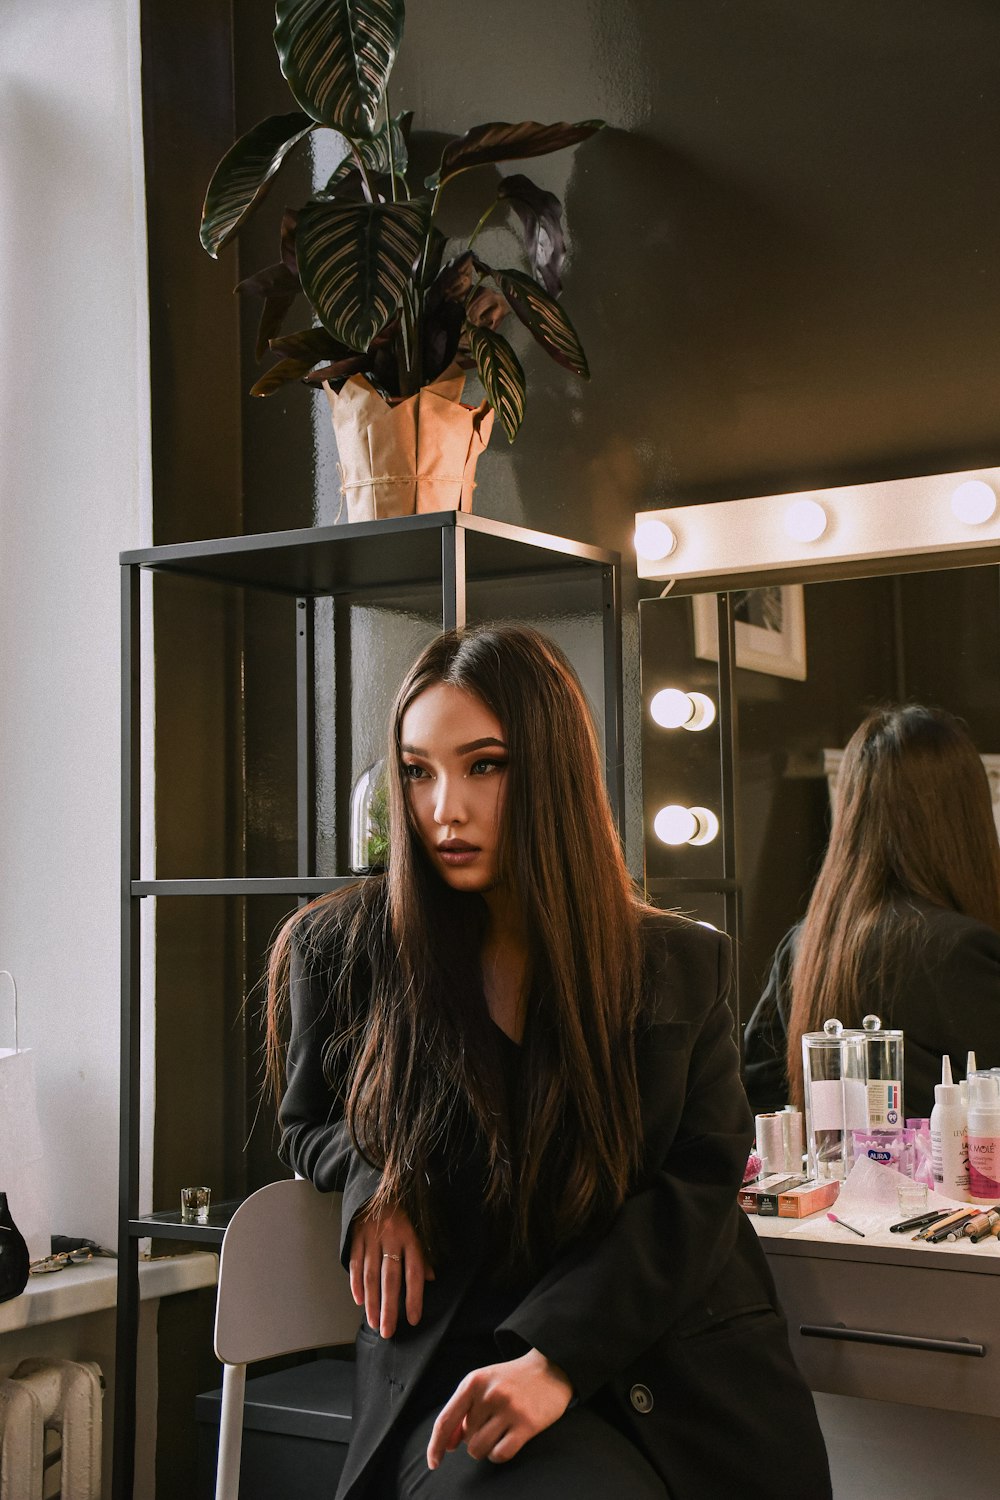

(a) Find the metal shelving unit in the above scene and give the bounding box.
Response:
[114,511,622,1498]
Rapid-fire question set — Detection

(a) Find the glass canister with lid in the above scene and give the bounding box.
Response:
[859,1013,905,1130]
[802,1019,867,1179]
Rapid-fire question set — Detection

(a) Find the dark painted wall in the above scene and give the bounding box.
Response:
[154,1,1000,545]
[385,0,1000,545]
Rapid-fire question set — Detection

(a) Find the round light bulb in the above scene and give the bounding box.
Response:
[950,480,997,526]
[685,692,717,731]
[653,805,697,845]
[634,519,677,561]
[687,806,720,845]
[783,498,828,543]
[649,689,717,732]
[650,688,694,728]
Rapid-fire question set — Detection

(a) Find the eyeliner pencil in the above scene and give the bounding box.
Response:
[889,1210,949,1234]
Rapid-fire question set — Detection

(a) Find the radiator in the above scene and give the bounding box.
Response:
[0,1359,103,1500]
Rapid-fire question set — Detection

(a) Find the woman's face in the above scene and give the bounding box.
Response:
[399,682,508,893]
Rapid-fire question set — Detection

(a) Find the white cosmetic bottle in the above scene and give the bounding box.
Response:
[967,1072,1000,1205]
[930,1055,969,1201]
[960,1050,977,1107]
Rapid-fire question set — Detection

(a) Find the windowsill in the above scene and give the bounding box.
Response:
[0,1252,218,1337]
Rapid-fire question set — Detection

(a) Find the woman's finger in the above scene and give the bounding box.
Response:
[380,1251,403,1338]
[464,1414,508,1463]
[485,1428,522,1464]
[427,1384,476,1470]
[348,1250,364,1308]
[404,1251,427,1326]
[362,1247,382,1333]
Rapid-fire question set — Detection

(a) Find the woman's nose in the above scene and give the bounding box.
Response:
[433,775,466,825]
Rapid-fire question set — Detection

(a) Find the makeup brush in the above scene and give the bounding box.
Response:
[827,1212,865,1238]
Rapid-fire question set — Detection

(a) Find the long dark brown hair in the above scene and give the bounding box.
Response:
[266,624,648,1264]
[787,704,1000,1106]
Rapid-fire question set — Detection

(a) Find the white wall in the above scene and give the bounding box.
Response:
[0,0,151,1248]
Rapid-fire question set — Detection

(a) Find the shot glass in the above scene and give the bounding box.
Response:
[180,1186,211,1225]
[896,1179,928,1217]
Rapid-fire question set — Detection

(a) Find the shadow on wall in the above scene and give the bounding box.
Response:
[500,123,833,557]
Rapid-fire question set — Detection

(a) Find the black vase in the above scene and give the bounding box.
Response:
[0,1192,31,1303]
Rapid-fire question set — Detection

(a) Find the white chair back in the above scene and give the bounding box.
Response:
[213,1179,360,1500]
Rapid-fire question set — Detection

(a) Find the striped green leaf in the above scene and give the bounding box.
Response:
[427,119,604,189]
[200,113,317,257]
[492,267,589,378]
[321,111,411,194]
[296,197,429,351]
[468,326,525,442]
[274,0,404,138]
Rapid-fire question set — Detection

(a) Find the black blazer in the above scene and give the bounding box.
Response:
[280,902,830,1500]
[743,896,1000,1120]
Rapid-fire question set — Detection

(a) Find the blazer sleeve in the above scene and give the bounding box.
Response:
[278,919,381,1263]
[495,931,753,1402]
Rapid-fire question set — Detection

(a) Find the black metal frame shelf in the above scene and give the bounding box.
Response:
[131,877,356,897]
[129,1203,240,1247]
[115,512,623,1499]
[119,511,616,598]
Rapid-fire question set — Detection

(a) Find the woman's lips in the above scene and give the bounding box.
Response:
[437,841,480,865]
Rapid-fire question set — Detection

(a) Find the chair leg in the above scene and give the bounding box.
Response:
[215,1363,247,1500]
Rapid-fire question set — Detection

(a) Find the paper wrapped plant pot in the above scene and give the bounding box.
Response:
[325,365,494,522]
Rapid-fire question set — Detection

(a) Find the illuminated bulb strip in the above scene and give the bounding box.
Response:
[649,689,716,731]
[653,804,720,846]
[633,466,1000,586]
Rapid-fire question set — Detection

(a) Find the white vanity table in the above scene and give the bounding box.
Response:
[753,1214,1000,1497]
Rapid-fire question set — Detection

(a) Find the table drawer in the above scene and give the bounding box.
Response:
[767,1255,1000,1417]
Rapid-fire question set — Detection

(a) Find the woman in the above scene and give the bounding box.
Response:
[268,624,830,1500]
[744,704,1000,1119]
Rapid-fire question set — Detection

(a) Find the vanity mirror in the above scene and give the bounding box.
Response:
[635,469,1000,1030]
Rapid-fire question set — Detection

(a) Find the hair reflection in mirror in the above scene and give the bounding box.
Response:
[786,704,1000,1107]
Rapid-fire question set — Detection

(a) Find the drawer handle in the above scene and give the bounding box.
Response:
[800,1323,986,1358]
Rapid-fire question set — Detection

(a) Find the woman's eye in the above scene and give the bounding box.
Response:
[471,758,508,776]
[402,762,427,780]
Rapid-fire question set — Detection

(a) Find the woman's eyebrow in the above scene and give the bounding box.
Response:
[457,737,507,754]
[400,737,507,755]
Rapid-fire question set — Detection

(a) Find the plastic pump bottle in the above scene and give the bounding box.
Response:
[967,1072,1000,1204]
[930,1055,969,1201]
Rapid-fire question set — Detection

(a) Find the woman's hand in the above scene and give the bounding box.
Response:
[348,1204,435,1339]
[426,1349,574,1469]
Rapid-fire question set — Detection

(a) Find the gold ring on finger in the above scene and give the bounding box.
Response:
[382,1251,402,1262]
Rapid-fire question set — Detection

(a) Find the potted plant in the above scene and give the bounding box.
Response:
[200,0,602,520]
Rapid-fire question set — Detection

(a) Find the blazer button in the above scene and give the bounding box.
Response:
[630,1383,654,1414]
